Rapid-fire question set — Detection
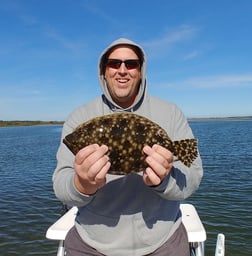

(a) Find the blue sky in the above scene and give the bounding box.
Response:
[1,0,251,120]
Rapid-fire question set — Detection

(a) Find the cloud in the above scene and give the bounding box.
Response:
[142,25,199,49]
[44,28,85,53]
[0,0,38,26]
[1,1,86,56]
[158,74,252,89]
[183,74,252,88]
[83,2,118,24]
[183,50,201,61]
[140,25,200,60]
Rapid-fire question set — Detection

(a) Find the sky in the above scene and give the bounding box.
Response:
[0,0,251,121]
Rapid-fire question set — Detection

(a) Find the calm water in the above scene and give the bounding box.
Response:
[0,121,251,255]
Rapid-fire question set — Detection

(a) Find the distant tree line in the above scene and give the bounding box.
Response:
[1,116,251,127]
[0,120,64,127]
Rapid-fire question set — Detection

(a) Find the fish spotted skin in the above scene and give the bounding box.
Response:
[63,113,198,175]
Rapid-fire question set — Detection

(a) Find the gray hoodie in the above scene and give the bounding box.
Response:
[53,38,203,256]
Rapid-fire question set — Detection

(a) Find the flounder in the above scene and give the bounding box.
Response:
[63,113,198,175]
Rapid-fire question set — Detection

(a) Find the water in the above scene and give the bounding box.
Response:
[0,125,62,255]
[0,121,251,255]
[188,120,252,255]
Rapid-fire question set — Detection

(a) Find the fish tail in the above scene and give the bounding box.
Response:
[171,139,198,167]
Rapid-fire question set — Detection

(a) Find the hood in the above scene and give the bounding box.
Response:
[98,38,147,112]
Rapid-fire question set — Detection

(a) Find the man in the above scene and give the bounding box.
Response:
[53,38,203,256]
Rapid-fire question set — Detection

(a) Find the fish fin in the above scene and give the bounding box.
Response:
[171,139,198,167]
[63,137,76,155]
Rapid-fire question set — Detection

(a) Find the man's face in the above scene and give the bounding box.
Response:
[104,46,142,108]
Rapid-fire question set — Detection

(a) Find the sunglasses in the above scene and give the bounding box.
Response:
[106,59,140,70]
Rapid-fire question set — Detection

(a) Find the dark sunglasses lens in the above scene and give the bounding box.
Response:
[124,60,140,69]
[106,59,140,69]
[106,59,122,69]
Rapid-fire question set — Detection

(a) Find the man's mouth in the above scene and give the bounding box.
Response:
[116,78,129,84]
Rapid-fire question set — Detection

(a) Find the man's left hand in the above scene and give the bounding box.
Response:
[142,144,173,186]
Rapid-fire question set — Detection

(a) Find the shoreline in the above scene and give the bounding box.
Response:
[0,116,251,127]
[0,120,64,127]
[188,116,252,122]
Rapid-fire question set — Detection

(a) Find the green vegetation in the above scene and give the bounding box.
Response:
[0,120,64,127]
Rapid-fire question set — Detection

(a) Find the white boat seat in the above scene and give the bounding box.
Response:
[46,206,78,241]
[181,203,206,243]
[46,203,206,244]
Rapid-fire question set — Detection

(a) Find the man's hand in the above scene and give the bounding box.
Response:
[142,144,173,186]
[74,144,111,195]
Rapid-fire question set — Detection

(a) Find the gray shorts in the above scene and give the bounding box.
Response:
[65,223,190,256]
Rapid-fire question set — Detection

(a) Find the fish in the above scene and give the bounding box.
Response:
[63,113,198,175]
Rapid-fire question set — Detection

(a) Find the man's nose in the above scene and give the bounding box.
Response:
[118,63,127,73]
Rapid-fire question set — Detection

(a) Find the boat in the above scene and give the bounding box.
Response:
[46,203,225,256]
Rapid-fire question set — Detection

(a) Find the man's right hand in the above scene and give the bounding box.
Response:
[74,144,111,195]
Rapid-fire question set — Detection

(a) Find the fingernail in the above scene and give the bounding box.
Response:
[146,156,152,163]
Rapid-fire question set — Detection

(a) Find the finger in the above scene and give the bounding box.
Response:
[147,144,173,171]
[75,144,100,165]
[152,144,173,162]
[143,145,171,167]
[143,145,152,155]
[94,161,111,184]
[143,167,161,186]
[145,154,170,180]
[77,144,108,168]
[145,155,164,173]
[87,154,110,180]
